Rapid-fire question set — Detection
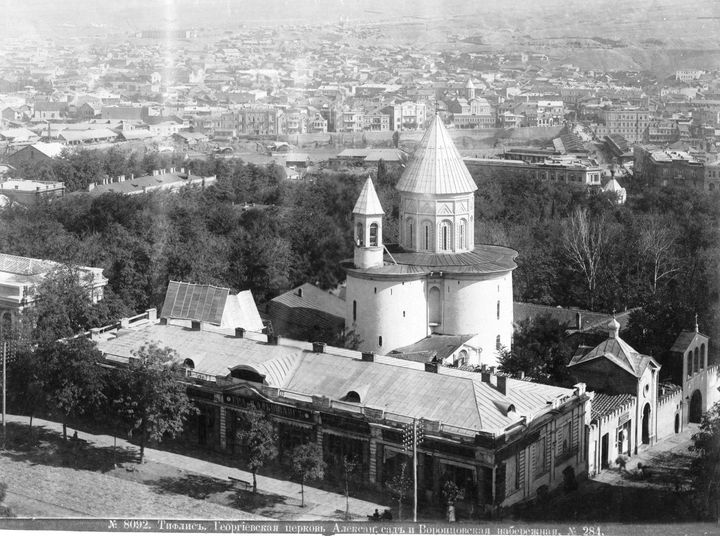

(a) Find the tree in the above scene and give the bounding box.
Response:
[6,342,45,440]
[561,208,611,310]
[386,461,412,521]
[235,406,278,493]
[638,214,680,294]
[498,315,573,385]
[342,455,359,520]
[392,130,400,149]
[112,344,195,462]
[38,338,107,440]
[290,442,326,507]
[29,265,104,343]
[689,401,720,520]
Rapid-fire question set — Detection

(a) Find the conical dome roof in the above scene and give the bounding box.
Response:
[353,176,384,215]
[396,115,478,195]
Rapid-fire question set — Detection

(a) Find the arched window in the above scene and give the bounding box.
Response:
[687,351,693,377]
[423,223,432,251]
[695,347,700,373]
[369,223,378,246]
[440,220,452,251]
[184,358,195,369]
[406,219,414,249]
[355,222,364,246]
[497,300,501,320]
[459,220,467,249]
[701,344,706,369]
[353,300,357,322]
[378,336,383,347]
[496,335,501,350]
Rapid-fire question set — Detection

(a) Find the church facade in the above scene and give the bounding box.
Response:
[343,116,517,366]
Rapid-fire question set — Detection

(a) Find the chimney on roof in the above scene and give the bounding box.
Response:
[191,320,201,331]
[497,375,508,396]
[481,371,491,384]
[361,351,374,362]
[159,317,167,325]
[235,327,245,338]
[297,287,303,298]
[424,362,438,373]
[312,341,326,353]
[574,383,586,396]
[267,334,279,345]
[576,311,582,330]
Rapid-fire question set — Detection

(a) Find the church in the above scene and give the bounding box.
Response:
[343,115,517,367]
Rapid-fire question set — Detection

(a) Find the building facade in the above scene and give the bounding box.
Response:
[95,312,591,514]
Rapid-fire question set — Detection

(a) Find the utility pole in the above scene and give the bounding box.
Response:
[403,418,424,522]
[412,418,418,522]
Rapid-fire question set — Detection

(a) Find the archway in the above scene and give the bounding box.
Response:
[675,413,680,434]
[642,403,651,445]
[690,390,703,423]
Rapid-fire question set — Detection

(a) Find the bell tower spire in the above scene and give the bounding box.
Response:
[352,176,385,269]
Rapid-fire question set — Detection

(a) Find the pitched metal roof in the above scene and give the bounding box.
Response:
[670,330,709,353]
[161,281,229,325]
[395,114,478,195]
[389,334,476,363]
[353,176,384,215]
[568,335,656,378]
[98,321,579,435]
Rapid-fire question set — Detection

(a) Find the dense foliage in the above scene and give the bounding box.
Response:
[690,401,720,520]
[3,148,720,356]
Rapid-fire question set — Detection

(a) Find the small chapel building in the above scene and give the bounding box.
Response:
[343,115,517,366]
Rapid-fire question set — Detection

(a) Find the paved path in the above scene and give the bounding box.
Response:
[2,414,388,520]
[591,424,698,488]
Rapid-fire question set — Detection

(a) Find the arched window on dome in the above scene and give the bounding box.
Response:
[406,219,414,249]
[355,223,364,246]
[422,222,432,251]
[439,220,452,251]
[459,219,467,250]
[369,223,378,246]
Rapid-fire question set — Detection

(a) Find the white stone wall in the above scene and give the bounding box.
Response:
[438,273,514,367]
[345,275,428,354]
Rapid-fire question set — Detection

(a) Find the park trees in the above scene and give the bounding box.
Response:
[37,337,107,440]
[689,401,720,520]
[497,315,573,385]
[561,208,612,310]
[290,442,326,507]
[111,344,195,463]
[235,406,278,493]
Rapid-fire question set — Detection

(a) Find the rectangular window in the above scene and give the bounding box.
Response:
[533,437,548,479]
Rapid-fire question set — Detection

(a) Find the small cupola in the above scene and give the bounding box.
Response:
[352,176,385,270]
[608,316,620,339]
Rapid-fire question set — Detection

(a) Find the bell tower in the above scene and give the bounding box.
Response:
[353,176,385,270]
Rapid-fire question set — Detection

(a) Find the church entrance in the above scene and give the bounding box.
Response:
[641,403,651,445]
[689,390,703,423]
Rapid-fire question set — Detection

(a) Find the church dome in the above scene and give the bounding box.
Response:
[396,115,478,196]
